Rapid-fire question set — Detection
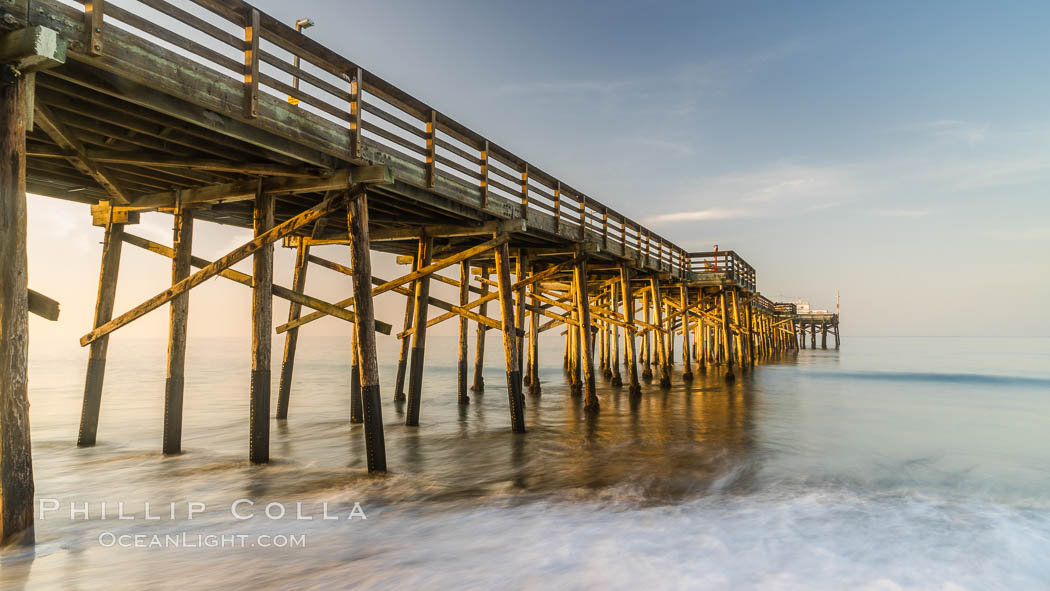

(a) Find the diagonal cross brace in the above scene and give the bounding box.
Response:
[120,232,392,334]
[79,191,347,346]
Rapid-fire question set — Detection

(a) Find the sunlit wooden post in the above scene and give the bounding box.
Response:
[574,252,599,411]
[494,241,525,432]
[457,260,470,404]
[78,220,124,447]
[610,282,622,387]
[393,260,414,401]
[277,235,311,419]
[249,189,273,464]
[1,69,34,545]
[347,193,387,471]
[620,264,641,395]
[471,267,490,392]
[406,235,433,426]
[680,283,693,382]
[650,277,671,388]
[162,207,193,454]
[720,287,735,382]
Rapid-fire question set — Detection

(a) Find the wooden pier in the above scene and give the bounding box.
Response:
[0,0,836,544]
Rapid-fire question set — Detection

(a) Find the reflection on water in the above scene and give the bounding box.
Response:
[3,337,1050,590]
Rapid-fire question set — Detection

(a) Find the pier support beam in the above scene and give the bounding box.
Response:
[641,290,653,379]
[610,283,622,387]
[680,284,693,382]
[347,193,387,471]
[276,234,312,419]
[720,288,735,382]
[620,265,641,395]
[1,69,34,545]
[249,191,273,464]
[471,267,489,393]
[822,323,828,349]
[393,274,413,401]
[350,330,362,423]
[162,207,193,454]
[574,253,599,411]
[650,278,671,388]
[406,236,433,426]
[494,240,525,432]
[457,261,470,404]
[78,220,124,446]
[527,270,541,395]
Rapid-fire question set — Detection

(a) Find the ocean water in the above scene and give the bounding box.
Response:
[2,336,1050,590]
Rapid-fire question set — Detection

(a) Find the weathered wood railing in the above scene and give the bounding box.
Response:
[22,0,691,275]
[774,302,797,315]
[753,293,776,313]
[688,251,756,291]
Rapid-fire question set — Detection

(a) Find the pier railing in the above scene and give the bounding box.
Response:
[35,0,691,275]
[753,294,776,313]
[687,251,756,291]
[774,303,797,315]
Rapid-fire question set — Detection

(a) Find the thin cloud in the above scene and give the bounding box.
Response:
[871,208,933,217]
[645,208,752,225]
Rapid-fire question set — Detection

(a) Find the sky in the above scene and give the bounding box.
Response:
[25,0,1050,348]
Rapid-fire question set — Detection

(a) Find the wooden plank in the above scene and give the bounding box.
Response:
[27,289,60,321]
[80,191,344,347]
[128,165,393,208]
[85,0,104,55]
[0,25,67,70]
[243,8,260,119]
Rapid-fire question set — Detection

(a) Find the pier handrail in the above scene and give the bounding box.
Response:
[38,0,691,275]
[687,250,756,291]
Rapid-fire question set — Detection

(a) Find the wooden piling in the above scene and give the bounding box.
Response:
[1,70,34,545]
[249,190,274,464]
[406,236,433,426]
[347,193,387,472]
[569,288,582,396]
[821,322,828,349]
[493,241,525,432]
[276,234,311,419]
[162,207,193,454]
[610,283,623,387]
[471,267,489,392]
[78,219,124,447]
[515,251,527,380]
[650,277,671,388]
[527,272,541,395]
[680,284,693,381]
[457,260,470,404]
[350,329,363,423]
[393,273,414,401]
[720,288,735,382]
[574,254,599,411]
[641,289,653,379]
[620,264,641,395]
